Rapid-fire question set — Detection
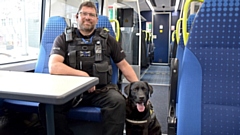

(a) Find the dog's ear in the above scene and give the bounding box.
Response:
[144,81,153,96]
[124,83,132,96]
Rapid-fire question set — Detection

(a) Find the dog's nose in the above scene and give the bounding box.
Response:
[139,96,144,100]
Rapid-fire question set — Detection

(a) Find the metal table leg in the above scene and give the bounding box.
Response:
[46,104,55,135]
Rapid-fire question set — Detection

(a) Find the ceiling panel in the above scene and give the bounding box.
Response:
[139,0,181,12]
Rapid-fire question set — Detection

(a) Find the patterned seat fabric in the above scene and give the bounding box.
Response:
[97,15,115,37]
[177,0,240,134]
[35,16,68,73]
[187,14,196,33]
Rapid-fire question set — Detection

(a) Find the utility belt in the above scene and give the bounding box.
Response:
[68,42,112,86]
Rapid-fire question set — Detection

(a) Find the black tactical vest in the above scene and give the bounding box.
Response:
[65,28,112,86]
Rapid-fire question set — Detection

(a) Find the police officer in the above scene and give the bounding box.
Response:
[39,1,138,135]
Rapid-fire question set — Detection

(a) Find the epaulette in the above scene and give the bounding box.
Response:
[103,28,109,32]
[97,27,109,39]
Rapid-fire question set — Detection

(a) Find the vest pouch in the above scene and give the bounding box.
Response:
[68,50,77,68]
[93,61,112,85]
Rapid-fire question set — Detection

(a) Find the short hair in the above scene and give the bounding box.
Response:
[77,1,98,15]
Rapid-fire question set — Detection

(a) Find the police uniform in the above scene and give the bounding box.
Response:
[39,28,126,135]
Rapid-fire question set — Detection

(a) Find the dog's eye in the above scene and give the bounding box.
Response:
[132,89,137,91]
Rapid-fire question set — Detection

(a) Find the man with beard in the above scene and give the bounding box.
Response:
[39,1,138,135]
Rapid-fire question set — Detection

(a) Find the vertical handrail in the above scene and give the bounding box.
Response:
[110,19,120,42]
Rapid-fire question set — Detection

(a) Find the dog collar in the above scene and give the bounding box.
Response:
[126,118,148,124]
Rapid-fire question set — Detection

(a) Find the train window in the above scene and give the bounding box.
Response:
[0,0,42,65]
[50,0,81,25]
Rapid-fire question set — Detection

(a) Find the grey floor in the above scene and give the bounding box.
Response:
[140,65,170,86]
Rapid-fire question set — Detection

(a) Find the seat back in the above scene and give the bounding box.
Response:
[176,14,196,72]
[187,14,196,34]
[177,0,240,134]
[176,14,196,101]
[35,16,68,73]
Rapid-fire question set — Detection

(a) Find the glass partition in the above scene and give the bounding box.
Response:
[111,0,142,79]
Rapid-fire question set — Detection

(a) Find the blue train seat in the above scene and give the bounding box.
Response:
[176,14,196,74]
[187,14,196,35]
[175,14,196,103]
[3,16,68,114]
[3,15,119,123]
[177,0,240,134]
[168,14,197,134]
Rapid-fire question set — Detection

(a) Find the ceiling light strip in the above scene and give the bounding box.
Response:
[175,0,180,11]
[146,0,154,11]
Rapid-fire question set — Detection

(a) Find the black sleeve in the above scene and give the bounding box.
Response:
[107,35,126,63]
[50,33,67,58]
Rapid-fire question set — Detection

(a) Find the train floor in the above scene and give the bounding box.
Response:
[140,64,170,86]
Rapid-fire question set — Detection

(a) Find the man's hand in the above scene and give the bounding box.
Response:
[88,86,96,93]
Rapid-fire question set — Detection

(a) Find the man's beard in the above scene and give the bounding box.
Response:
[79,22,95,33]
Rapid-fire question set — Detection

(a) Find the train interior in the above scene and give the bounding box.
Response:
[0,0,206,134]
[0,0,240,135]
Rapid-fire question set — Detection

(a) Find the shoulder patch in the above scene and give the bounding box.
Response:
[53,47,61,50]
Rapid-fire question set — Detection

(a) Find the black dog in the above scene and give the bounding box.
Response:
[124,81,162,135]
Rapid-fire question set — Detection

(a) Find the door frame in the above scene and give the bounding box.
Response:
[152,12,171,64]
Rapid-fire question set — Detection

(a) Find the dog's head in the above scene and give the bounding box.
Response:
[124,81,153,112]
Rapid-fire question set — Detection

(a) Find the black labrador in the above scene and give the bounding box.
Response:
[124,81,162,135]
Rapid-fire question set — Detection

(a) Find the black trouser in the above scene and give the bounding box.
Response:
[39,86,126,135]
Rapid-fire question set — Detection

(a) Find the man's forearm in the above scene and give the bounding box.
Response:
[121,65,139,82]
[49,62,89,77]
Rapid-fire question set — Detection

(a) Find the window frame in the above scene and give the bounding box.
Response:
[0,0,48,71]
